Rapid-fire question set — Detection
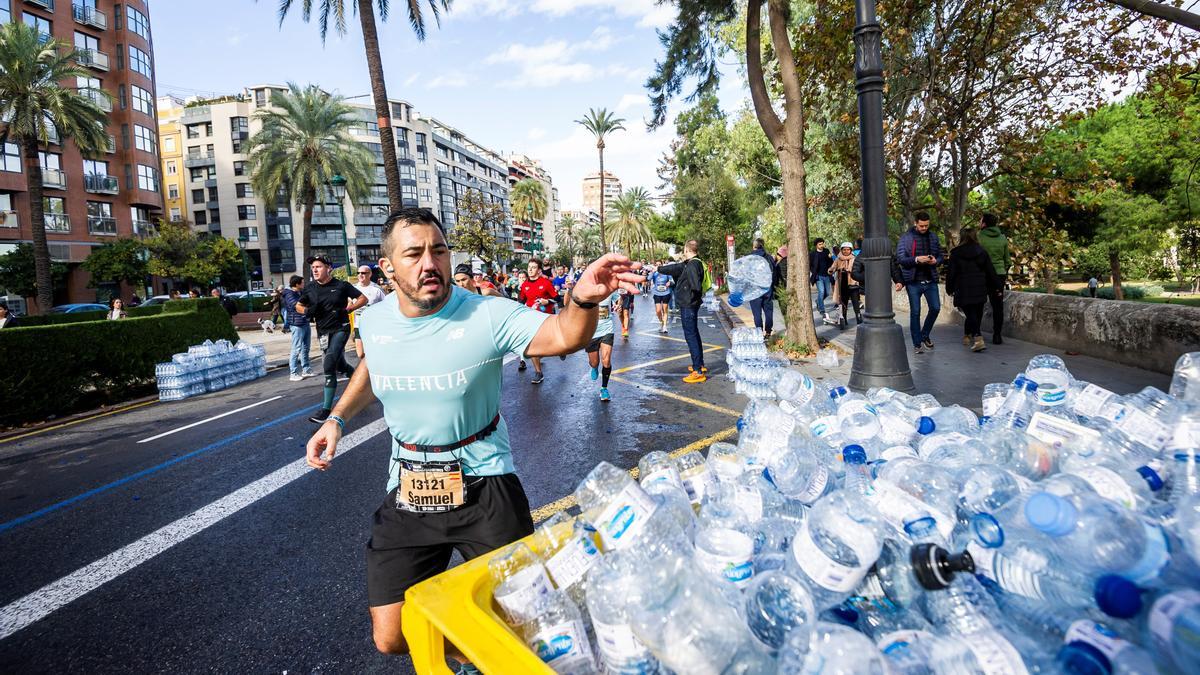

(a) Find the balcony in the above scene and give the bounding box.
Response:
[231,130,249,141]
[80,87,112,112]
[354,208,389,224]
[355,225,383,243]
[27,0,54,10]
[44,213,70,233]
[310,229,346,246]
[77,49,109,72]
[43,127,60,145]
[0,211,17,229]
[184,152,216,168]
[41,168,66,189]
[310,210,342,225]
[204,178,218,188]
[87,215,117,235]
[133,220,155,237]
[105,134,115,153]
[181,106,211,122]
[205,199,220,210]
[84,173,119,194]
[72,3,106,29]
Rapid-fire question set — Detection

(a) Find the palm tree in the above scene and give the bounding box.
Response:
[558,212,577,265]
[575,108,625,248]
[276,0,452,211]
[247,83,374,264]
[509,178,547,256]
[607,189,653,256]
[0,22,110,313]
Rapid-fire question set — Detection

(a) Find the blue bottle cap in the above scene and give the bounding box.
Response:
[827,604,859,625]
[917,416,936,435]
[1024,492,1077,537]
[1137,465,1164,492]
[728,292,743,307]
[1057,641,1111,675]
[903,515,937,536]
[829,386,848,399]
[1093,574,1142,619]
[970,513,1005,548]
[1024,379,1039,392]
[842,445,867,464]
[1012,374,1028,386]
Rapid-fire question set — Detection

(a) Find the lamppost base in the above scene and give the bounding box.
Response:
[849,320,915,393]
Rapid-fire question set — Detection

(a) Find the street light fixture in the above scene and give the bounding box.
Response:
[849,0,915,393]
[330,174,351,274]
[237,232,251,313]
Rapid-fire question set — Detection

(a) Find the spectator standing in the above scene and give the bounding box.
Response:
[0,302,17,329]
[946,227,1001,352]
[977,212,1011,344]
[809,238,834,320]
[169,289,182,300]
[107,298,127,320]
[749,238,777,338]
[774,246,789,291]
[188,288,201,299]
[283,275,314,381]
[829,242,862,329]
[1088,276,1100,298]
[657,240,707,383]
[896,211,945,354]
[352,265,388,359]
[211,288,239,317]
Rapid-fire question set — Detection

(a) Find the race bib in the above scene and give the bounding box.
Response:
[395,458,464,512]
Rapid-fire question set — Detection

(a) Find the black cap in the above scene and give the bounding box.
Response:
[910,543,975,590]
[305,255,332,266]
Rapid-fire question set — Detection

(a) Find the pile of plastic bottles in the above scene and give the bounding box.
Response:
[726,254,775,308]
[728,327,789,401]
[491,351,1200,674]
[155,339,267,401]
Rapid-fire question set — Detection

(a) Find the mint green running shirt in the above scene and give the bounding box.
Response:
[358,286,549,492]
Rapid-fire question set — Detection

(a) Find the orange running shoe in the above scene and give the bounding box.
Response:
[683,372,707,383]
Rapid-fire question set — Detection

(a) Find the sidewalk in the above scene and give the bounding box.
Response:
[722,296,1169,412]
[236,325,323,370]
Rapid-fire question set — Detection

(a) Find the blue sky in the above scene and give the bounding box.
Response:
[152,0,748,210]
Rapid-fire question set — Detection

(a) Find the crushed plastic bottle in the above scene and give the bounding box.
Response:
[725,254,774,307]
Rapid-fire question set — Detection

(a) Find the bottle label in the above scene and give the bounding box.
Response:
[679,465,713,505]
[544,535,599,591]
[809,415,839,438]
[966,631,1029,675]
[733,483,765,521]
[593,618,653,670]
[640,467,682,490]
[865,479,955,539]
[982,396,1005,417]
[1149,590,1200,648]
[1064,620,1129,660]
[1070,466,1137,509]
[1025,412,1100,448]
[1114,408,1171,451]
[918,432,973,459]
[494,564,554,622]
[838,399,878,419]
[694,528,755,587]
[1071,383,1115,417]
[877,629,933,653]
[530,619,594,672]
[595,482,658,550]
[966,541,997,579]
[791,518,878,592]
[1028,368,1069,407]
[880,445,919,462]
[796,465,830,504]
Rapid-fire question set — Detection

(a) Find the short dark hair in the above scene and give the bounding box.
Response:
[527,259,543,270]
[288,274,303,287]
[754,238,765,249]
[454,263,473,277]
[814,237,825,245]
[914,211,931,223]
[960,227,980,246]
[981,213,998,229]
[381,208,444,256]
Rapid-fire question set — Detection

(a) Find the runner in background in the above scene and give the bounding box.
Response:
[649,263,673,334]
[295,255,367,423]
[587,289,620,401]
[517,259,558,384]
[352,265,387,359]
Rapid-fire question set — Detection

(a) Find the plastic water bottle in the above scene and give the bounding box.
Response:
[775,369,817,413]
[830,386,882,443]
[872,460,959,540]
[1143,589,1200,673]
[533,513,601,604]
[490,542,554,624]
[788,490,883,610]
[1068,380,1125,427]
[981,382,1010,422]
[986,374,1039,430]
[982,428,1059,480]
[925,405,979,435]
[1026,354,1074,405]
[741,570,817,653]
[1021,491,1165,580]
[1062,447,1163,511]
[519,589,596,674]
[1171,351,1200,402]
[574,462,659,551]
[1110,387,1182,456]
[780,622,888,675]
[956,463,1031,521]
[841,445,876,496]
[584,552,661,675]
[725,254,773,307]
[674,450,714,506]
[909,393,941,416]
[765,441,833,504]
[876,399,934,446]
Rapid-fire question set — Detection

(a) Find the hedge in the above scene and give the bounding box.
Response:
[15,302,165,327]
[0,298,238,425]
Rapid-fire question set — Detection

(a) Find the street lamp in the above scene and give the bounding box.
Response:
[237,232,251,313]
[330,174,351,274]
[848,0,915,393]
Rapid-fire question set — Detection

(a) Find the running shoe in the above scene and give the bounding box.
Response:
[682,372,707,384]
[309,408,331,424]
[590,366,599,381]
[531,372,544,385]
[518,360,527,372]
[301,369,315,378]
[622,330,629,339]
[923,338,935,350]
[559,354,566,361]
[688,366,710,375]
[289,374,303,382]
[600,387,610,401]
[455,664,482,675]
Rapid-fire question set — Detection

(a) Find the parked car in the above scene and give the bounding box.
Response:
[140,295,173,306]
[48,303,108,314]
[225,291,268,299]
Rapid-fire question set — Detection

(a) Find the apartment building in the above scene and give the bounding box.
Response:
[507,154,560,256]
[581,170,622,217]
[0,0,164,309]
[157,85,518,287]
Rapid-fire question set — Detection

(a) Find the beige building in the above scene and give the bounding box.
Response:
[507,155,560,256]
[581,171,621,217]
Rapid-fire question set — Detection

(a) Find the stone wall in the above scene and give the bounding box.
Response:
[982,291,1200,375]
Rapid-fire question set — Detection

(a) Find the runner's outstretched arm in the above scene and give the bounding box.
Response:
[306,359,377,470]
[525,253,643,357]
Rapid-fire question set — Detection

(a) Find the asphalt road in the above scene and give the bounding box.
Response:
[0,298,741,674]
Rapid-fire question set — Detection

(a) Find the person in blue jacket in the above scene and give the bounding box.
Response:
[896,211,944,354]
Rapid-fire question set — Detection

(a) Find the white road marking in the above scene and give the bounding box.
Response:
[0,417,389,641]
[136,396,285,444]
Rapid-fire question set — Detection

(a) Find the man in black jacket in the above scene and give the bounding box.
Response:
[749,238,777,338]
[657,239,708,383]
[809,239,834,320]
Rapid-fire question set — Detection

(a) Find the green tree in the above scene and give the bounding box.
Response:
[277,0,453,211]
[144,220,242,286]
[81,239,148,288]
[674,170,744,268]
[510,178,547,253]
[247,83,374,264]
[451,188,510,265]
[0,22,111,312]
[607,189,654,255]
[575,108,626,247]
[0,243,66,300]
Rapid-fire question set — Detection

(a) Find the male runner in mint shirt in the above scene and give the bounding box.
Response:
[304,208,643,658]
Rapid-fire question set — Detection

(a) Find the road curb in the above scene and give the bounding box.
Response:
[0,394,160,442]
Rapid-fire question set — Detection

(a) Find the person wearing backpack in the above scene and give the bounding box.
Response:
[657,239,709,383]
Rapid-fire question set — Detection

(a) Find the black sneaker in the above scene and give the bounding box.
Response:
[309,408,331,424]
[518,360,527,372]
[922,338,935,350]
[531,372,544,385]
[993,334,1004,345]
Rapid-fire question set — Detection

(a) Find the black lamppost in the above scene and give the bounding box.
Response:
[849,0,915,393]
[330,174,351,273]
[237,232,251,313]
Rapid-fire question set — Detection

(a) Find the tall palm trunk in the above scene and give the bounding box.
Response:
[301,194,315,265]
[22,138,52,313]
[598,142,606,249]
[358,0,402,211]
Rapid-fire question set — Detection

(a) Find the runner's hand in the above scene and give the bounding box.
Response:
[574,253,643,303]
[306,421,342,471]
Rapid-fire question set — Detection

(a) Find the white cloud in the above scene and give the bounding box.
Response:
[586,26,618,52]
[527,127,547,140]
[615,93,645,112]
[484,39,642,88]
[450,0,674,29]
[426,71,470,89]
[402,73,420,87]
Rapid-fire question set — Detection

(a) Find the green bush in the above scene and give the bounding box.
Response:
[0,297,237,425]
[1142,284,1165,297]
[1096,286,1146,300]
[16,302,166,327]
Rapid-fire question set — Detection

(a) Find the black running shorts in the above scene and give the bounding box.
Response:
[620,294,635,310]
[586,333,615,353]
[652,295,670,305]
[365,473,534,606]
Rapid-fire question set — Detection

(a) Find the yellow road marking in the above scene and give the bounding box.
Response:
[635,330,722,349]
[530,425,737,523]
[610,376,741,417]
[613,346,723,374]
[0,399,160,445]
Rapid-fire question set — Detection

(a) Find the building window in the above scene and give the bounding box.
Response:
[418,170,430,182]
[255,89,267,107]
[168,184,179,199]
[127,5,151,41]
[169,207,181,221]
[208,186,219,201]
[231,117,249,134]
[189,167,204,181]
[239,226,259,242]
[137,164,158,192]
[163,136,177,153]
[205,166,216,180]
[192,189,204,204]
[236,183,254,198]
[1,143,20,173]
[165,161,177,176]
[186,125,201,140]
[401,184,417,203]
[0,7,9,24]
[419,188,432,201]
[23,13,51,40]
[129,45,152,78]
[238,205,257,220]
[231,138,244,154]
[233,161,247,176]
[132,86,153,116]
[194,210,207,226]
[87,201,116,235]
[400,164,416,180]
[83,159,108,176]
[134,125,156,153]
[209,209,221,224]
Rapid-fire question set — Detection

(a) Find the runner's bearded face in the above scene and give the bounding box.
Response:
[387,223,452,312]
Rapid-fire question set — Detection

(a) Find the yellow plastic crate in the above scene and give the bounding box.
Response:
[402,528,564,675]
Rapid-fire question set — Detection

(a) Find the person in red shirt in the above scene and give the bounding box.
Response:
[518,259,558,384]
